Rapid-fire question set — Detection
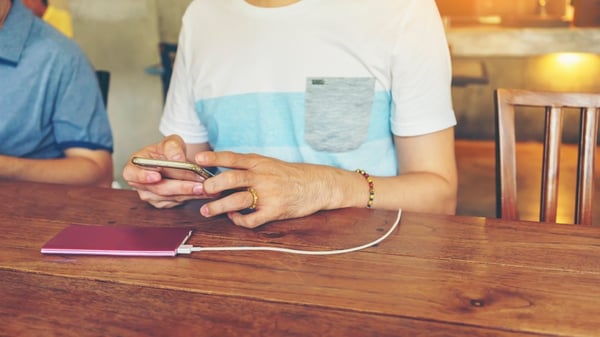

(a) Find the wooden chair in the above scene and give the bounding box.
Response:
[95,70,110,108]
[158,42,178,100]
[494,88,600,225]
[94,70,120,189]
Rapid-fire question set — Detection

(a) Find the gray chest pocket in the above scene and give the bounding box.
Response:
[304,77,375,153]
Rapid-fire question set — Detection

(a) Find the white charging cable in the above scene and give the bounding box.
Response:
[177,209,401,255]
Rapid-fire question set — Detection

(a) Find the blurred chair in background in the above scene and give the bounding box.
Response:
[159,42,178,101]
[494,88,600,225]
[95,69,123,189]
[95,70,110,108]
[143,43,177,102]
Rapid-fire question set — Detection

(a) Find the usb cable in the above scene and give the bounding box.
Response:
[177,209,401,255]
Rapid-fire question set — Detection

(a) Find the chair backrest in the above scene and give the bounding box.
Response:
[96,70,110,108]
[159,42,178,100]
[494,88,600,225]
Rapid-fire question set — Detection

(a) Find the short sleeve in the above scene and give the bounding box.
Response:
[390,0,456,137]
[52,43,113,152]
[159,8,209,145]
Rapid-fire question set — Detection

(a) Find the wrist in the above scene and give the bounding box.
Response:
[319,168,375,210]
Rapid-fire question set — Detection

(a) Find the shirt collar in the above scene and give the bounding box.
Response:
[0,0,34,65]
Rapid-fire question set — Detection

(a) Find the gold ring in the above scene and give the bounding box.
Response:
[247,188,258,210]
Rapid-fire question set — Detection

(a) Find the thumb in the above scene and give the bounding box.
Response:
[161,134,187,161]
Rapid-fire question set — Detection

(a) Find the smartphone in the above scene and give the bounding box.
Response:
[131,157,215,180]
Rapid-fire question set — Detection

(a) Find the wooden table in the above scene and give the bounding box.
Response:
[1,181,599,337]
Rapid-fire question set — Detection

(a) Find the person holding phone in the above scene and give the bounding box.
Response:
[0,0,114,187]
[123,0,457,228]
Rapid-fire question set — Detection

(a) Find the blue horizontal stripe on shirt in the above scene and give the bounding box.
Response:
[196,91,392,147]
[194,91,398,176]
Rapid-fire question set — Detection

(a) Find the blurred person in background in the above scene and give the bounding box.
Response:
[0,0,114,187]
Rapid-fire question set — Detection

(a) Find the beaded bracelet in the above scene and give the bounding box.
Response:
[355,169,374,208]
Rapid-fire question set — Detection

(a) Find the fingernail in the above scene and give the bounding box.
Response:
[145,172,161,183]
[200,205,210,217]
[192,184,204,194]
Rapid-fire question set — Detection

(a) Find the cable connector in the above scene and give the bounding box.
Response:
[177,244,194,254]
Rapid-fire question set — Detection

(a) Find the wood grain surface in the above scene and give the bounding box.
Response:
[1,180,599,337]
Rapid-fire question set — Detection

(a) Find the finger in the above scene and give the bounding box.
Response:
[202,169,254,194]
[137,189,202,208]
[200,188,256,217]
[123,142,172,183]
[130,178,206,197]
[195,151,261,170]
[150,200,185,208]
[227,211,268,229]
[122,162,162,184]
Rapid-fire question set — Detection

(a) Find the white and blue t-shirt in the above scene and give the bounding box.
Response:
[160,0,455,176]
